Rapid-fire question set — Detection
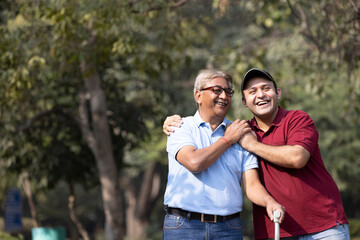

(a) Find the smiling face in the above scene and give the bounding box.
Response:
[195,77,232,123]
[242,77,281,127]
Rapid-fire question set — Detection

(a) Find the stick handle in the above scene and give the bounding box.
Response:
[274,210,281,240]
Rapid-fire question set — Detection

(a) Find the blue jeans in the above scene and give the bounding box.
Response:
[282,223,350,240]
[162,213,243,240]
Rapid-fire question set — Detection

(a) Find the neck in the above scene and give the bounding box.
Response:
[254,107,279,132]
[254,117,271,132]
[198,110,224,131]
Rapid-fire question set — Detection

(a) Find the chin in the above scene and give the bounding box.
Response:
[215,111,227,118]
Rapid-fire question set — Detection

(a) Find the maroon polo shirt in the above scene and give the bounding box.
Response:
[250,107,348,239]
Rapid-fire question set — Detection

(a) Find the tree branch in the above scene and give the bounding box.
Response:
[78,89,98,159]
[130,0,190,14]
[15,107,80,133]
[348,0,359,12]
[169,0,190,8]
[119,171,137,197]
[21,172,39,228]
[286,0,322,52]
[136,162,161,218]
[67,182,91,240]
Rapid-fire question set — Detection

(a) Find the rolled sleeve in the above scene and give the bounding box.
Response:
[166,120,196,160]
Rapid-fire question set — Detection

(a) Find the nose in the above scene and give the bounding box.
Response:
[219,90,227,98]
[256,89,265,98]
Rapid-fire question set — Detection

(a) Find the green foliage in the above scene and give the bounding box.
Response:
[0,0,204,187]
[1,0,359,238]
[0,232,24,240]
[0,0,215,237]
[350,218,360,239]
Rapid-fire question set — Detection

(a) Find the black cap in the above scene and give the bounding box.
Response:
[241,68,277,95]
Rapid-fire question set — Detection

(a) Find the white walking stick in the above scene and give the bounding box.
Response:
[274,210,281,240]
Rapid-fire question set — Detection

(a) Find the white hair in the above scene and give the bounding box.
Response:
[193,69,233,96]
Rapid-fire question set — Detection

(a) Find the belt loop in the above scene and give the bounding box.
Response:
[186,211,191,221]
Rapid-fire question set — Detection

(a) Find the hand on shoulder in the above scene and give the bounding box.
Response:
[238,131,258,150]
[163,114,183,135]
[224,119,252,144]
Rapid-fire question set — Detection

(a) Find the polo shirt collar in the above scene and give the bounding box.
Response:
[194,110,228,129]
[251,106,286,130]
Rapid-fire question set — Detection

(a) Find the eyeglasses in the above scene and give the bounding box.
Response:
[201,86,235,97]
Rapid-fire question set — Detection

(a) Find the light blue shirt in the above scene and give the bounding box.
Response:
[164,111,258,215]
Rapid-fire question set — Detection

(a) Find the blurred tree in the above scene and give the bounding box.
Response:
[0,0,208,239]
[1,0,359,239]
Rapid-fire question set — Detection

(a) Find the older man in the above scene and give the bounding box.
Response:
[163,69,284,240]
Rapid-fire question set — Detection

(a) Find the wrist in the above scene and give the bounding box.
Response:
[244,138,259,152]
[264,195,276,206]
[220,137,231,147]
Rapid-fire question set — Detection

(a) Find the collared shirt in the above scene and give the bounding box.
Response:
[250,107,348,239]
[164,111,258,216]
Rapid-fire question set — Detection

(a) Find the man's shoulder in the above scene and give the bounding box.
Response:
[169,116,198,136]
[285,109,312,120]
[182,115,195,122]
[281,109,315,129]
[181,116,197,127]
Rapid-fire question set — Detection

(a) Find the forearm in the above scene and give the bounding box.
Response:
[177,137,230,173]
[245,141,309,169]
[243,169,286,222]
[246,182,277,207]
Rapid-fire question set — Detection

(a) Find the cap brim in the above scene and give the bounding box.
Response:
[241,68,275,91]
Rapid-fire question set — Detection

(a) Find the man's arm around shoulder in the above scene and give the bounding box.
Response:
[239,132,310,169]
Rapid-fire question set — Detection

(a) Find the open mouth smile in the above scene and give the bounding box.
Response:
[215,100,228,107]
[256,100,270,106]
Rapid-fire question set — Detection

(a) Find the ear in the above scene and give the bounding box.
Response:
[195,90,202,105]
[242,97,248,108]
[277,88,281,100]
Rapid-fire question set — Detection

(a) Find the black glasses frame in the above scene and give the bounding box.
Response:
[201,86,235,97]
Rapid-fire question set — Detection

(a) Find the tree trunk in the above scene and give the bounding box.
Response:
[79,58,124,240]
[67,182,91,240]
[21,172,39,228]
[121,162,161,240]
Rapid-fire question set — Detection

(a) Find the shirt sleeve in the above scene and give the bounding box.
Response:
[241,147,259,172]
[286,110,319,155]
[166,118,196,160]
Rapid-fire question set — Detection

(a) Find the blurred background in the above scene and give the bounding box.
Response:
[0,0,359,239]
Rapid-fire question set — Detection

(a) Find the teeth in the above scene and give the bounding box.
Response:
[217,101,227,106]
[257,101,268,106]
